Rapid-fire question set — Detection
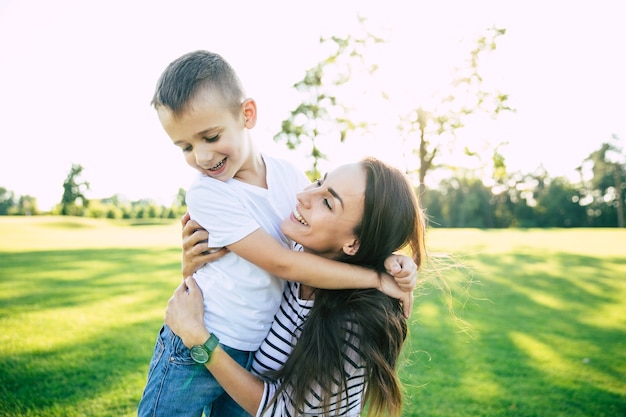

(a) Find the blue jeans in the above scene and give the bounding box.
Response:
[137,325,253,417]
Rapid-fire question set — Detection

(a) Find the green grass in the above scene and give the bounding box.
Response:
[0,217,625,416]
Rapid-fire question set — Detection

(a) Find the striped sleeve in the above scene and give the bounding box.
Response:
[251,282,312,376]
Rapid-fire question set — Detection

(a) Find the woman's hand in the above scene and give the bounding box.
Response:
[181,212,229,278]
[164,277,210,348]
[378,274,414,319]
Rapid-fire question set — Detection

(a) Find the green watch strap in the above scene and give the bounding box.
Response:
[190,333,220,364]
[203,333,219,354]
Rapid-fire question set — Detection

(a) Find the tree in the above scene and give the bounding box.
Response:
[274,17,383,180]
[399,26,513,194]
[580,136,625,227]
[174,187,186,208]
[16,195,38,216]
[60,164,90,216]
[0,187,15,215]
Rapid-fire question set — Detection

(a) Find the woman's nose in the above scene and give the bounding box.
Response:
[296,188,314,208]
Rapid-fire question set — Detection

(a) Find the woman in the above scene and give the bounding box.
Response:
[166,157,427,416]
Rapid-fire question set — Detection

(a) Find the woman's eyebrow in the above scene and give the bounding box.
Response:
[327,187,344,209]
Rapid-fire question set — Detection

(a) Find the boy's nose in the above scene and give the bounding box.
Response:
[195,148,214,168]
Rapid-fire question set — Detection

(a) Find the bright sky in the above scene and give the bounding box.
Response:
[1,0,625,210]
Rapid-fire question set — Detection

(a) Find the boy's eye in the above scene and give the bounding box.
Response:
[182,145,192,152]
[204,135,219,143]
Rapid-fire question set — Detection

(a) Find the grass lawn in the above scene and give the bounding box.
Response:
[0,217,624,416]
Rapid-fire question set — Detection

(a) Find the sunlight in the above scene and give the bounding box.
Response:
[1,293,164,354]
[510,331,626,395]
[4,1,624,211]
[459,372,504,399]
[509,332,570,376]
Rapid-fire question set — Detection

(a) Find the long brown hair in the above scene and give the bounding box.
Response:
[269,157,426,416]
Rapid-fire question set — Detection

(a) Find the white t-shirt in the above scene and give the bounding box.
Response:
[185,154,309,351]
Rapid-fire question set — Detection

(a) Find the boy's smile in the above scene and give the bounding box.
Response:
[207,157,228,175]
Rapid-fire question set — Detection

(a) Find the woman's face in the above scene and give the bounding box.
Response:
[281,163,366,258]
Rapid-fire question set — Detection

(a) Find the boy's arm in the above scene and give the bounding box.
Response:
[231,229,417,317]
[230,228,380,288]
[180,208,417,316]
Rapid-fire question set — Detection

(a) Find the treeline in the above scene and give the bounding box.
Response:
[1,171,623,228]
[1,140,624,228]
[0,189,187,220]
[421,173,619,228]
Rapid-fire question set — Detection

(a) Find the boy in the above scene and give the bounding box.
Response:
[137,50,414,417]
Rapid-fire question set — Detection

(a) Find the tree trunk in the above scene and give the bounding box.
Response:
[614,165,624,228]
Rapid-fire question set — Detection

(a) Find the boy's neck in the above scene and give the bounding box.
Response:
[233,152,267,189]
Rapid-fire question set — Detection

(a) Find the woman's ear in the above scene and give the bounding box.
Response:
[241,98,257,128]
[342,239,360,256]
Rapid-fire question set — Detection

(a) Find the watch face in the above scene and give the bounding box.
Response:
[190,345,209,363]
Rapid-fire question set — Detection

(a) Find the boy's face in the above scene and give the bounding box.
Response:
[157,89,256,181]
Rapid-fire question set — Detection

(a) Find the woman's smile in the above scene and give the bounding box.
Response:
[281,163,365,256]
[292,208,309,226]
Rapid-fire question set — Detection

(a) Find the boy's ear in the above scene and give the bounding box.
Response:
[241,98,257,128]
[342,239,360,257]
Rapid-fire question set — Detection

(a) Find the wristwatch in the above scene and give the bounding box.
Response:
[190,333,220,364]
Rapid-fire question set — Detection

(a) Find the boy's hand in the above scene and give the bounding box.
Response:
[384,254,417,292]
[378,273,414,319]
[181,212,229,278]
[381,254,418,318]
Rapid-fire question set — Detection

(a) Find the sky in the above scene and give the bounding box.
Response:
[1,0,625,211]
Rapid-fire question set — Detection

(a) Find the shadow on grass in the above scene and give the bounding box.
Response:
[2,245,625,416]
[402,251,626,417]
[0,249,179,314]
[0,248,180,416]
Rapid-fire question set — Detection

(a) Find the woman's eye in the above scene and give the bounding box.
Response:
[324,198,332,210]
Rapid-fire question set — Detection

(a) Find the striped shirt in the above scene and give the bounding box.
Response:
[251,281,366,417]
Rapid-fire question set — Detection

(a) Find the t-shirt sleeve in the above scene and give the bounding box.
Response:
[185,175,260,248]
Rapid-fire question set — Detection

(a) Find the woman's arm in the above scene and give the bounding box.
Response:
[165,277,264,415]
[165,278,366,417]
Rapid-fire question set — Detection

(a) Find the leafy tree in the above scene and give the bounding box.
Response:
[0,187,16,215]
[580,136,625,227]
[60,164,90,216]
[399,26,513,194]
[274,17,383,180]
[534,177,587,227]
[432,175,493,228]
[15,195,38,216]
[175,187,187,209]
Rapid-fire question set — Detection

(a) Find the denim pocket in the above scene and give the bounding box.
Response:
[166,325,196,365]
